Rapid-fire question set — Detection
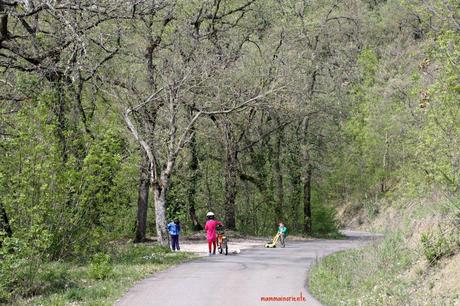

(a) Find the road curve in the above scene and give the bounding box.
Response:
[116,231,380,306]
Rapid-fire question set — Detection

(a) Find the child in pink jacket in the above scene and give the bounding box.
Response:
[205,212,223,256]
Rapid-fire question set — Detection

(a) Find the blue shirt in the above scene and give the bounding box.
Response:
[167,222,181,235]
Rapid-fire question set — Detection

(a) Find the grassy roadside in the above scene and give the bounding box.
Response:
[308,197,460,306]
[309,231,415,305]
[8,244,196,306]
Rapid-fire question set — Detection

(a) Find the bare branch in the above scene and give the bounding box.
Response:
[123,88,166,183]
[174,86,282,156]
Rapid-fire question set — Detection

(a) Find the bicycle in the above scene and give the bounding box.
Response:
[216,224,228,255]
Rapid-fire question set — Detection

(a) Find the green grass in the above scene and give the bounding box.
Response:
[309,227,460,306]
[9,244,196,306]
[308,231,415,306]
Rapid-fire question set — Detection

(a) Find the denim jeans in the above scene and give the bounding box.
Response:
[171,234,180,251]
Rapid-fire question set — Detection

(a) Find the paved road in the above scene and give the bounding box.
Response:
[117,231,380,306]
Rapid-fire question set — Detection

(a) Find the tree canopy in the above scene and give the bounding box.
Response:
[0,0,458,302]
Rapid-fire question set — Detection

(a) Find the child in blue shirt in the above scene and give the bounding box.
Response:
[167,219,181,251]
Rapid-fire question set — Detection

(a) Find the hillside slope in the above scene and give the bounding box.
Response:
[310,195,460,305]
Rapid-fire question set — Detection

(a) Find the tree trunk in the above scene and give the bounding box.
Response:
[290,172,301,232]
[303,164,313,233]
[224,129,238,230]
[54,83,68,163]
[153,181,170,246]
[189,203,202,231]
[0,202,12,248]
[0,6,8,42]
[134,152,150,243]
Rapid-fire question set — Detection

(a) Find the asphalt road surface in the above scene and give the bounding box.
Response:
[117,231,380,306]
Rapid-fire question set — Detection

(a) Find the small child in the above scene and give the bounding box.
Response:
[277,222,288,248]
[205,212,223,256]
[167,219,181,251]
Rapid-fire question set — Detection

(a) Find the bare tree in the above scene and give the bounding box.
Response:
[0,0,123,159]
[114,0,277,244]
[124,79,277,244]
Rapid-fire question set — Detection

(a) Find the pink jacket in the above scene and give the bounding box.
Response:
[205,220,223,241]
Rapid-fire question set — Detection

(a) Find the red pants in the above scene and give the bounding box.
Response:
[208,239,216,254]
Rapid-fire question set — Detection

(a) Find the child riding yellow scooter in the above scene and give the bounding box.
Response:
[265,223,288,248]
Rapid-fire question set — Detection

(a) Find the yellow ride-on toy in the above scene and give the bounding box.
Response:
[265,232,281,248]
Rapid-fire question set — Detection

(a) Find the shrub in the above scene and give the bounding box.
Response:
[38,262,74,293]
[0,237,42,302]
[88,253,113,280]
[0,238,76,303]
[312,203,341,238]
[420,230,453,265]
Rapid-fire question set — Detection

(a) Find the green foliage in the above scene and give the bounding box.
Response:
[167,178,190,228]
[8,244,195,305]
[413,30,460,191]
[357,47,379,87]
[1,0,459,303]
[0,237,74,302]
[0,237,39,302]
[309,231,415,305]
[1,90,136,258]
[37,263,74,294]
[88,253,113,280]
[311,203,341,238]
[420,227,457,265]
[421,232,442,264]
